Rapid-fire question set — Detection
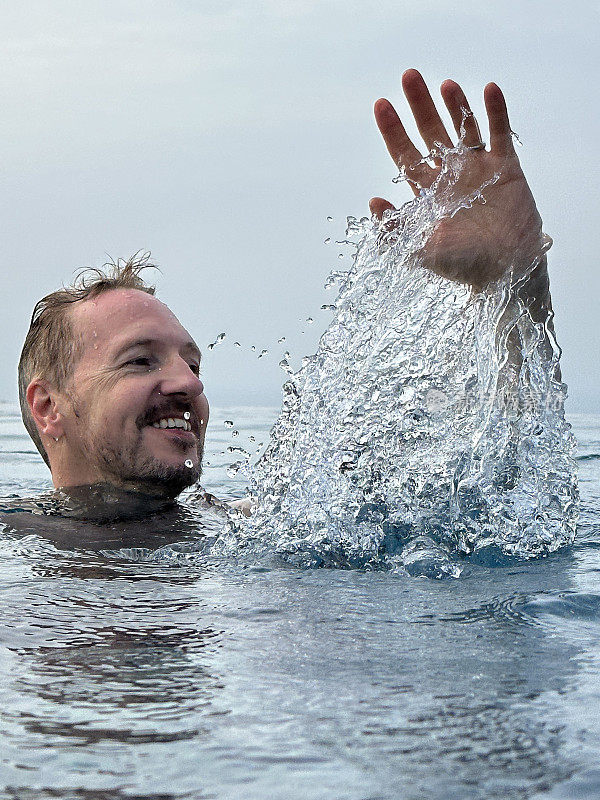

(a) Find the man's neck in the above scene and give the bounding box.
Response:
[50,483,178,522]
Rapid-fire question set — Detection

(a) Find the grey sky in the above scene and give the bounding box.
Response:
[1,0,598,409]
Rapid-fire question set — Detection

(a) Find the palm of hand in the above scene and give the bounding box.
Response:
[371,71,544,290]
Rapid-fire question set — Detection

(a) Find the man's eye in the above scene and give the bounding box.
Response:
[127,357,153,368]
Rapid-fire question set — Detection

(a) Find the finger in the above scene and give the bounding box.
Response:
[374,97,435,192]
[369,197,395,219]
[484,82,515,157]
[440,79,485,149]
[402,68,454,155]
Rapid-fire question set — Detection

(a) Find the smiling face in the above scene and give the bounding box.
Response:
[54,288,209,498]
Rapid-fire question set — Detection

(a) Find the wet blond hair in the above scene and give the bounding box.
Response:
[18,253,157,467]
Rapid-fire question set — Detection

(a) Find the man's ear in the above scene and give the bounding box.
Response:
[26,379,66,440]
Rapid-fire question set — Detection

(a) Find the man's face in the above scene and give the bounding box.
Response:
[59,288,209,497]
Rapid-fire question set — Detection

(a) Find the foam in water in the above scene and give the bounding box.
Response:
[217,141,578,575]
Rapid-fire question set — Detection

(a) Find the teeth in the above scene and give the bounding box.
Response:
[151,417,192,431]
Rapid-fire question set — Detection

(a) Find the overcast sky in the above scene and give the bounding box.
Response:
[1,0,598,410]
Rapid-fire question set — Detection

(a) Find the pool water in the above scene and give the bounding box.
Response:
[0,401,599,799]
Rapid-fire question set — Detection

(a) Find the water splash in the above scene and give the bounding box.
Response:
[207,332,226,350]
[218,141,578,575]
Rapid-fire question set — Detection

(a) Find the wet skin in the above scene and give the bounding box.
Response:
[28,288,210,499]
[369,69,550,295]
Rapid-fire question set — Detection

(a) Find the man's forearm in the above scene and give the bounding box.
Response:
[517,256,553,326]
[502,255,561,382]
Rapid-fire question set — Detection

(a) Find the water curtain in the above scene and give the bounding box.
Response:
[223,142,578,575]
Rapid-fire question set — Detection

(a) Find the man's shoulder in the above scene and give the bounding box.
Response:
[0,493,70,538]
[0,492,56,516]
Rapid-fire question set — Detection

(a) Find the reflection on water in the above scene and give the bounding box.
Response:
[0,405,599,799]
[0,544,585,799]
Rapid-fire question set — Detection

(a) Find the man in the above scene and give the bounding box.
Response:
[3,259,218,544]
[19,259,208,502]
[4,71,555,533]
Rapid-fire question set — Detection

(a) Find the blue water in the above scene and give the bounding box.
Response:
[0,401,599,799]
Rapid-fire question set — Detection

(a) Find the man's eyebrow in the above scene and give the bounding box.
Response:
[182,340,202,361]
[113,338,202,360]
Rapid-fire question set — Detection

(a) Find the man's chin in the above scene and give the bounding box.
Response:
[135,459,201,498]
[93,438,203,499]
[102,457,201,500]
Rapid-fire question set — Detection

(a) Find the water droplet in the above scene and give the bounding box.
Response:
[258,349,269,358]
[224,420,234,427]
[306,317,313,324]
[251,345,256,352]
[278,337,286,344]
[511,128,523,146]
[208,332,227,350]
[234,341,241,348]
[227,445,249,456]
[184,459,193,468]
[326,215,333,221]
[324,237,331,244]
[324,271,346,289]
[232,430,239,437]
[338,253,344,259]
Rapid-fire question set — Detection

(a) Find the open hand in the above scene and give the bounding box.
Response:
[370,70,546,290]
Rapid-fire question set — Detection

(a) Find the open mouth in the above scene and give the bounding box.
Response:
[150,416,192,432]
[143,411,199,446]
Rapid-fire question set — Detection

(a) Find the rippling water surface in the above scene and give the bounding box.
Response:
[0,402,599,799]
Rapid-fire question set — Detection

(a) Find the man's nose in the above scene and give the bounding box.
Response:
[159,357,204,398]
